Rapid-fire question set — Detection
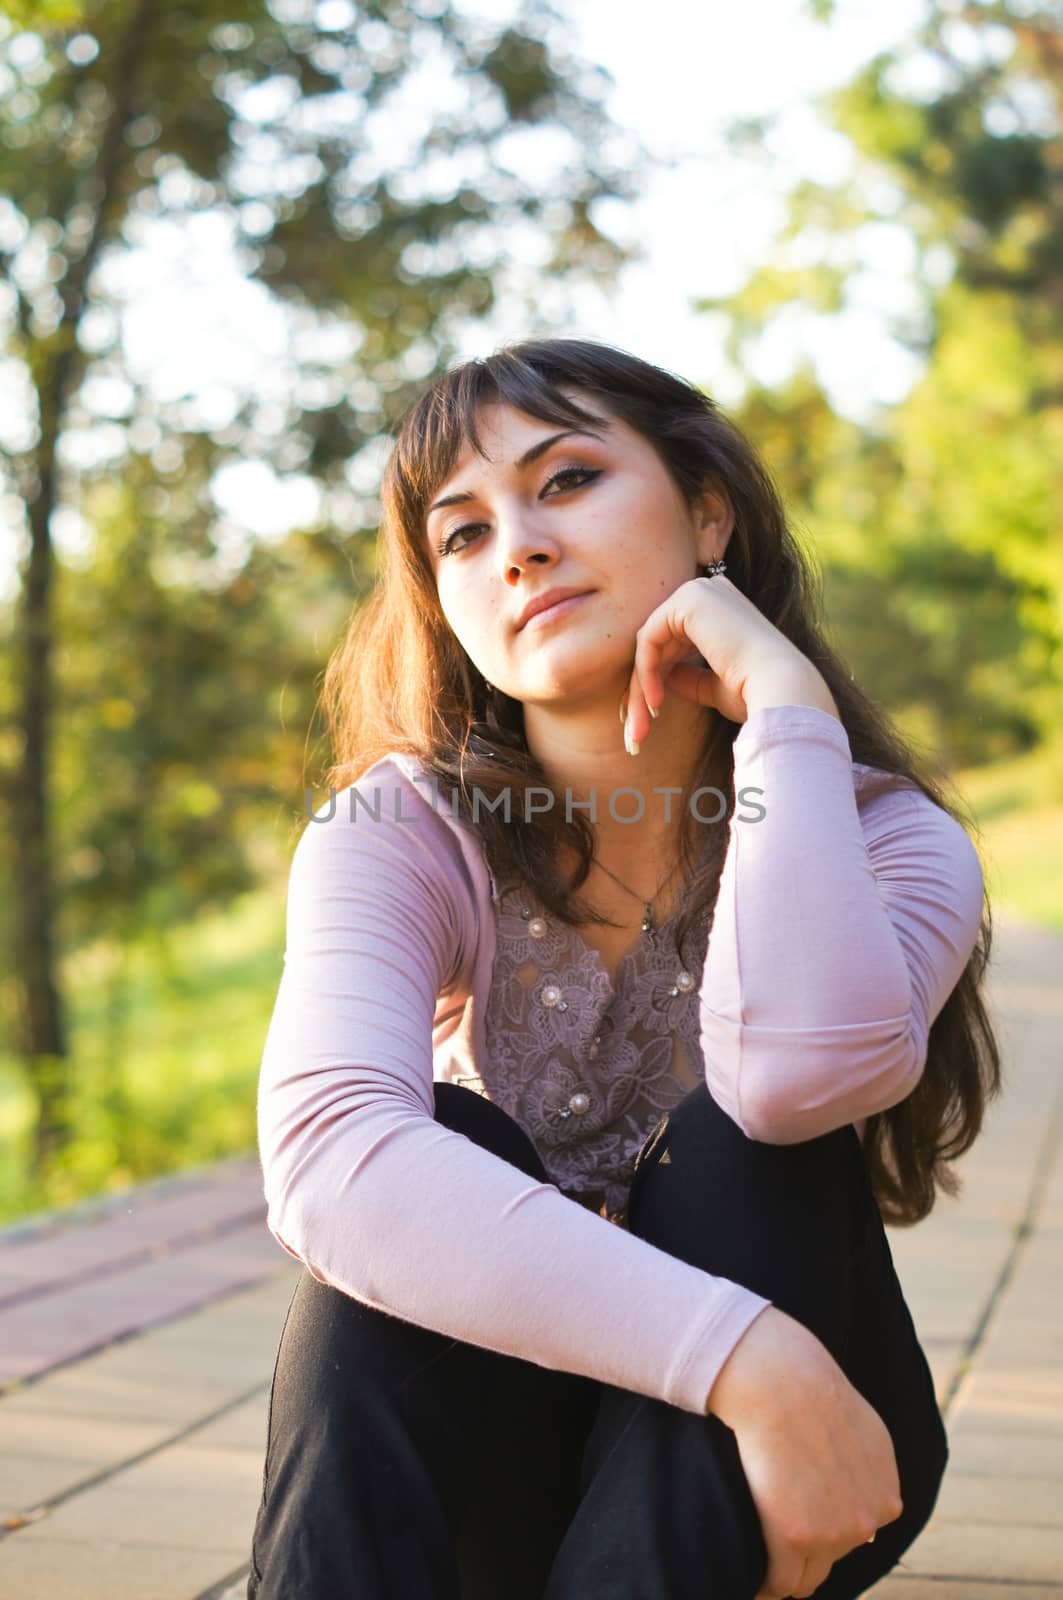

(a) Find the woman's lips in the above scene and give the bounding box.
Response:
[522,591,593,630]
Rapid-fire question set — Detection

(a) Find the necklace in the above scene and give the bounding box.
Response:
[589,852,682,947]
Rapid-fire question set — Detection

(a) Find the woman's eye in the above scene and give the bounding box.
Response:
[542,465,600,496]
[436,465,600,557]
[438,522,488,558]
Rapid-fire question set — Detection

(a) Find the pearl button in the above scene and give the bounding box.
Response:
[568,1092,591,1115]
[675,970,695,992]
[541,984,561,1007]
[528,916,548,939]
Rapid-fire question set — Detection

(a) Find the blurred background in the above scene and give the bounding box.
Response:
[0,0,1059,1221]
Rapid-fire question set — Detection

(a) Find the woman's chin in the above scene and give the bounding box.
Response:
[516,673,631,713]
[514,644,631,699]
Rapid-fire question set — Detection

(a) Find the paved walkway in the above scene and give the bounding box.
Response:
[0,907,1060,1597]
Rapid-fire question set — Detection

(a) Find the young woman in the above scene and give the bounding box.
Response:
[247,339,1000,1600]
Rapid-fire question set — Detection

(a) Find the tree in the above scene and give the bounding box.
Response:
[0,0,640,1172]
[700,0,1062,766]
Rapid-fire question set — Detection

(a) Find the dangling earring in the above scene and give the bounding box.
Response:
[701,556,727,578]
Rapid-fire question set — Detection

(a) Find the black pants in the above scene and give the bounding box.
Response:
[247,1081,948,1599]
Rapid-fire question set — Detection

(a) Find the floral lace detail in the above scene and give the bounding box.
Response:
[474,879,712,1224]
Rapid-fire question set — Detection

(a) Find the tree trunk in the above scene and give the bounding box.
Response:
[10,0,153,1178]
[13,473,68,1166]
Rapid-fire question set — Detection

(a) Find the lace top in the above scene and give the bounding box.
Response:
[470,879,712,1225]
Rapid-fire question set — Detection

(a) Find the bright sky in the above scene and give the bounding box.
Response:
[461,0,930,416]
[3,0,937,579]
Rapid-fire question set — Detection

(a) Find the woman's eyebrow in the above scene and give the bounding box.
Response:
[427,427,607,516]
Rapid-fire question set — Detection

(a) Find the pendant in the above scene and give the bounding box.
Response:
[641,903,656,945]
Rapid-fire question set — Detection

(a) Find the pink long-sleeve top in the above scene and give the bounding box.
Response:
[256,704,985,1417]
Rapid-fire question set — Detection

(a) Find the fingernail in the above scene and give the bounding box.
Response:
[619,696,628,725]
[648,702,659,720]
[624,727,640,756]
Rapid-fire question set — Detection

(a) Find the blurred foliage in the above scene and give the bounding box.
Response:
[711,0,1062,769]
[0,0,642,1203]
[0,882,286,1219]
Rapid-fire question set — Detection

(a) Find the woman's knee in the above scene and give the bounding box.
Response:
[433,1081,550,1184]
[625,1082,869,1356]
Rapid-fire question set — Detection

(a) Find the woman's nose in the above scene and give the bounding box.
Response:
[494,508,560,579]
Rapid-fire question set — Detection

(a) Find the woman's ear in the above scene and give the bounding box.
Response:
[693,482,735,563]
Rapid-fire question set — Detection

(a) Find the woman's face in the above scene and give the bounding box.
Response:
[424,398,727,710]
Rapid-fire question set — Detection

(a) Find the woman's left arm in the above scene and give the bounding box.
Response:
[697,701,986,1144]
[622,573,986,1144]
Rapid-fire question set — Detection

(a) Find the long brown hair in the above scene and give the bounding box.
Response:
[318,337,1002,1226]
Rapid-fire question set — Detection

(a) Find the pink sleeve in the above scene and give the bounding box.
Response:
[699,704,986,1144]
[256,763,771,1417]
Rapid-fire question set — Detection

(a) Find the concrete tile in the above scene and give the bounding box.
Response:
[997,1271,1063,1304]
[0,1407,167,1464]
[0,1163,266,1300]
[0,1227,286,1387]
[0,1365,250,1424]
[89,1338,276,1387]
[0,1454,106,1523]
[896,1305,985,1344]
[943,1424,1063,1477]
[979,1326,1063,1366]
[900,1519,1063,1582]
[28,1473,258,1553]
[867,1582,1063,1598]
[125,1280,297,1352]
[933,1469,1063,1527]
[954,1388,1063,1427]
[967,1358,1063,1394]
[211,1578,250,1600]
[103,1440,263,1498]
[922,1342,963,1403]
[184,1393,270,1454]
[0,1531,241,1599]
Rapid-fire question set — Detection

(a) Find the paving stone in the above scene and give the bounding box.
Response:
[932,1469,1063,1527]
[954,1388,1063,1428]
[899,1519,1063,1582]
[0,1158,265,1305]
[942,1423,1063,1477]
[87,1336,278,1388]
[867,1582,1063,1598]
[967,1356,1063,1393]
[210,1578,250,1600]
[25,1470,258,1553]
[0,1407,166,1464]
[0,1454,110,1523]
[101,1439,263,1498]
[0,1226,287,1387]
[0,1532,241,1599]
[183,1393,271,1454]
[1,1364,250,1425]
[979,1326,1063,1367]
[896,1303,986,1344]
[913,1345,962,1406]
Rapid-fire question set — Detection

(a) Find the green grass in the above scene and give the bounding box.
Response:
[953,737,1063,934]
[0,879,287,1223]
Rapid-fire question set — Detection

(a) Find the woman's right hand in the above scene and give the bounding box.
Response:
[707,1305,904,1600]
